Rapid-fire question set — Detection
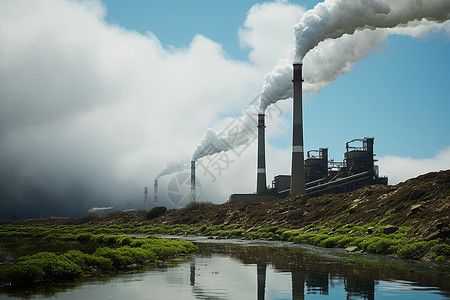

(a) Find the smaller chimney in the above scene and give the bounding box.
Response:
[144,187,148,211]
[153,180,158,207]
[191,160,196,203]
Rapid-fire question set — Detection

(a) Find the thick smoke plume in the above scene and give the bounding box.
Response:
[258,0,450,112]
[155,160,189,180]
[192,106,257,161]
[294,0,450,61]
[259,62,293,113]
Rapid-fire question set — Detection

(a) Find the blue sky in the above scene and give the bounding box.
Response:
[0,0,449,218]
[102,0,450,159]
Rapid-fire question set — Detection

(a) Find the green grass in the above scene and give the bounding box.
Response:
[1,222,447,274]
[0,225,197,286]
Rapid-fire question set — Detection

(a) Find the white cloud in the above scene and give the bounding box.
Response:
[239,1,305,69]
[0,0,301,217]
[378,146,450,185]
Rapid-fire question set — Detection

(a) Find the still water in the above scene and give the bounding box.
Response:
[1,238,449,299]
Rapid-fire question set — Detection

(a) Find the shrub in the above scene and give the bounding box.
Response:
[130,239,146,247]
[336,236,356,248]
[229,229,244,237]
[62,250,112,271]
[435,256,446,263]
[430,244,450,260]
[41,234,59,243]
[117,236,132,246]
[280,231,292,241]
[103,235,119,244]
[4,252,83,283]
[75,233,93,243]
[292,234,315,245]
[365,238,398,254]
[397,242,430,259]
[146,206,167,220]
[184,201,213,210]
[95,246,157,267]
[321,236,344,248]
[3,262,46,283]
[95,247,133,266]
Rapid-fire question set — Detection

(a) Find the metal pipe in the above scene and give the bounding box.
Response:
[290,62,306,195]
[306,171,371,194]
[257,113,267,193]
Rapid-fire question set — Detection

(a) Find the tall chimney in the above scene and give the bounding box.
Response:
[290,62,306,195]
[153,179,158,207]
[191,160,196,203]
[257,113,267,193]
[144,186,148,211]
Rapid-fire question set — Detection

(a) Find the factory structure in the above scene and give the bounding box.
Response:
[267,137,388,199]
[176,62,387,205]
[229,62,388,203]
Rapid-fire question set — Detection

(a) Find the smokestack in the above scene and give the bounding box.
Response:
[290,62,306,195]
[144,187,148,211]
[257,113,267,193]
[153,180,158,207]
[191,160,196,203]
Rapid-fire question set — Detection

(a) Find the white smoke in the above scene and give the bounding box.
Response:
[155,160,189,180]
[302,28,389,94]
[294,0,450,61]
[258,0,450,112]
[192,106,258,161]
[258,61,293,113]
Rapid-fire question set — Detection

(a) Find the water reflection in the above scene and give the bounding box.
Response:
[345,276,375,300]
[194,243,449,299]
[1,241,449,299]
[190,261,195,286]
[291,269,304,300]
[257,263,266,300]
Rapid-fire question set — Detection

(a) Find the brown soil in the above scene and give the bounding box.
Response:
[144,169,450,239]
[3,170,450,240]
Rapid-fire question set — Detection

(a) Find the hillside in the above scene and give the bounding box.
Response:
[144,170,449,241]
[3,170,449,243]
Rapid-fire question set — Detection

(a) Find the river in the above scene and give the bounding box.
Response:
[1,237,449,299]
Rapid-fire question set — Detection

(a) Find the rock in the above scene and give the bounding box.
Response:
[367,227,375,234]
[436,222,448,230]
[410,204,424,214]
[345,246,359,252]
[442,227,450,238]
[425,230,442,241]
[384,225,398,234]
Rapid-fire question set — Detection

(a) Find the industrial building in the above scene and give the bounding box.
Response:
[270,137,388,198]
[229,62,387,203]
[230,137,388,202]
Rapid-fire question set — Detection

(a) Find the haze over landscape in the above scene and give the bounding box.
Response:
[0,0,449,219]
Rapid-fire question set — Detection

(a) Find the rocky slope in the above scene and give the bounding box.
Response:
[147,170,450,240]
[3,170,449,242]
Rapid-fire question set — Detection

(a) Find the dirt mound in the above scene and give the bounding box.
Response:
[148,170,450,238]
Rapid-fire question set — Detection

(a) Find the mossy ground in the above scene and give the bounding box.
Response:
[0,225,197,286]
